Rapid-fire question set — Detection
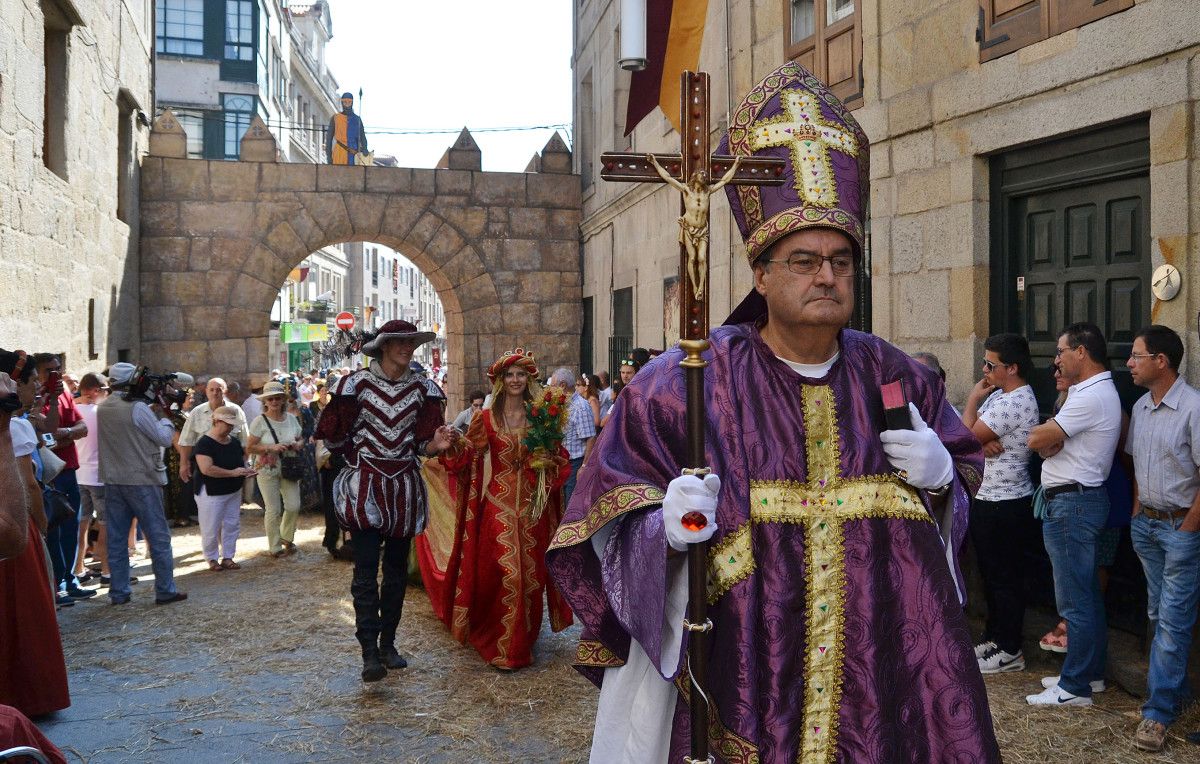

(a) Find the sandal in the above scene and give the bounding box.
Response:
[220,559,240,570]
[1039,622,1068,653]
[207,560,223,572]
[271,549,287,558]
[283,541,297,556]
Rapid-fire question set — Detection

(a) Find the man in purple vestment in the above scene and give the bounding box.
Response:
[547,62,1001,763]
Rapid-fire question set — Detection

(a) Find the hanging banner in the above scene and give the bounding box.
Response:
[280,322,330,344]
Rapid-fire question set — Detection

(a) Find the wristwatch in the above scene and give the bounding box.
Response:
[925,482,952,497]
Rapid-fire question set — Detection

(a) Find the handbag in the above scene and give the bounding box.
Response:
[39,444,66,483]
[264,416,305,481]
[43,484,75,529]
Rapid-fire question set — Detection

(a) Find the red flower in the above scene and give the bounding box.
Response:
[548,405,559,417]
[532,406,542,416]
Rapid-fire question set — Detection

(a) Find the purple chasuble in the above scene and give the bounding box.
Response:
[547,325,1000,763]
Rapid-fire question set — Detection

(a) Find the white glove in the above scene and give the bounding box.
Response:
[662,473,721,552]
[879,402,954,490]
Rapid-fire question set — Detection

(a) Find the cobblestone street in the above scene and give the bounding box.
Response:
[33,509,1200,763]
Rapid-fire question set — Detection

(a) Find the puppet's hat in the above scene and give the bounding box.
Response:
[719,62,869,267]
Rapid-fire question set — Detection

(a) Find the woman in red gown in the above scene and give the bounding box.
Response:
[417,349,572,669]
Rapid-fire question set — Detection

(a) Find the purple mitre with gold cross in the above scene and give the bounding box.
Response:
[719,61,870,266]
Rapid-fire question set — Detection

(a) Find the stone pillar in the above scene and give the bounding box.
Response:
[239,115,279,162]
[148,108,187,158]
[436,128,483,171]
[537,132,572,174]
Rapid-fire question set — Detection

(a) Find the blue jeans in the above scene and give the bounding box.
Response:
[563,456,584,508]
[1042,487,1109,697]
[47,468,81,590]
[104,484,178,602]
[1130,512,1200,724]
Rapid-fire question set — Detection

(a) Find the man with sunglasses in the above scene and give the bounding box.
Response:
[1025,322,1121,707]
[1124,325,1200,752]
[962,334,1040,675]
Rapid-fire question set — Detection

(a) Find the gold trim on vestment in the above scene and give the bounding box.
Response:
[574,639,625,669]
[548,483,666,549]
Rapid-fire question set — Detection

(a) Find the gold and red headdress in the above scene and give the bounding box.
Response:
[486,348,540,382]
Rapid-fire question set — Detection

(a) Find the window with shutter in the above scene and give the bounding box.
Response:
[978,0,1134,63]
[783,0,862,107]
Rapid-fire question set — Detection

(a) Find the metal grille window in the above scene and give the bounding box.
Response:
[225,0,254,61]
[156,0,203,56]
[222,94,254,159]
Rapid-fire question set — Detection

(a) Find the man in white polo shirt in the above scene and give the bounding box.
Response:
[1025,322,1122,707]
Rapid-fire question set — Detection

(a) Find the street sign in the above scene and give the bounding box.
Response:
[335,311,355,331]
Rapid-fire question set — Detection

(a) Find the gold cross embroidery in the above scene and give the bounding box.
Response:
[706,384,931,764]
[749,91,858,209]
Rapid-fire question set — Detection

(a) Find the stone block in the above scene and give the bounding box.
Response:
[500,239,541,271]
[253,197,304,232]
[890,214,922,274]
[209,238,255,272]
[141,237,190,272]
[149,108,187,158]
[142,307,183,341]
[1150,160,1189,238]
[1150,102,1191,166]
[438,206,488,238]
[139,202,180,235]
[245,244,288,284]
[407,211,444,250]
[949,265,988,341]
[548,209,581,239]
[140,272,162,306]
[260,164,316,193]
[486,207,510,237]
[538,132,572,174]
[365,167,413,194]
[527,174,582,209]
[230,273,278,310]
[143,341,210,375]
[426,224,466,264]
[439,246,487,286]
[457,273,500,310]
[317,164,365,192]
[189,238,212,271]
[441,128,482,171]
[297,192,352,241]
[540,240,580,271]
[160,158,209,201]
[140,157,165,199]
[512,271,566,303]
[878,25,915,100]
[246,335,269,368]
[473,173,527,206]
[541,302,580,331]
[411,169,436,195]
[183,306,232,341]
[179,201,255,236]
[890,130,934,176]
[208,161,260,201]
[206,339,247,375]
[895,163,952,215]
[382,195,431,240]
[344,193,389,238]
[162,271,234,307]
[286,207,326,251]
[887,87,933,136]
[910,7,975,86]
[501,302,542,334]
[225,307,268,338]
[895,270,950,340]
[509,207,549,238]
[264,222,307,262]
[435,170,473,196]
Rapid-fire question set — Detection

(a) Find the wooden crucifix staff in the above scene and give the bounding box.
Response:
[600,71,784,762]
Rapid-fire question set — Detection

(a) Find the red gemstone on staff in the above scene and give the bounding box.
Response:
[681,512,708,532]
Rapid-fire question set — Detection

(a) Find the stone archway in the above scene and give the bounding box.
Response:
[138,118,581,408]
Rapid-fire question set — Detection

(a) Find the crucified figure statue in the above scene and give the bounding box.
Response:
[647,154,742,301]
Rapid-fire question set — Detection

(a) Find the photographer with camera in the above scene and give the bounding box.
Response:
[96,363,187,606]
[31,353,96,604]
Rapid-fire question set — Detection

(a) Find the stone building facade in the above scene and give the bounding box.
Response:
[575,0,1200,409]
[0,0,153,367]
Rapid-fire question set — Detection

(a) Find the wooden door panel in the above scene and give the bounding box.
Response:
[1026,209,1055,268]
[1105,277,1142,344]
[1051,0,1134,36]
[995,0,1037,16]
[1107,196,1143,264]
[1064,204,1095,266]
[1065,280,1097,325]
[1024,282,1058,342]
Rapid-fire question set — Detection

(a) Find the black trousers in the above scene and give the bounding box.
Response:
[349,529,411,652]
[320,466,340,551]
[969,495,1039,654]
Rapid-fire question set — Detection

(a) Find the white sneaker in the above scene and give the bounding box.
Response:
[1026,685,1093,707]
[977,646,1025,674]
[973,640,998,658]
[1040,675,1106,693]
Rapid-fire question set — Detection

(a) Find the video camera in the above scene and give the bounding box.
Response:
[123,367,195,408]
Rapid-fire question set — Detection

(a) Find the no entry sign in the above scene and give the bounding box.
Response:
[335,311,355,331]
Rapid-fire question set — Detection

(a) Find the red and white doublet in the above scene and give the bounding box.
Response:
[314,362,445,537]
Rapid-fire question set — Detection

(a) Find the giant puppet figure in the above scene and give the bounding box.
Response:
[325,91,368,165]
[547,62,1001,763]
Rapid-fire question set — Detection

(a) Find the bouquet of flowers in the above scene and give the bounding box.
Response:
[523,386,569,520]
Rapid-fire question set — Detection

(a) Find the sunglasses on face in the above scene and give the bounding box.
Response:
[982,360,1006,372]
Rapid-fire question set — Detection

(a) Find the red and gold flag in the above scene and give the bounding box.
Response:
[624,0,709,136]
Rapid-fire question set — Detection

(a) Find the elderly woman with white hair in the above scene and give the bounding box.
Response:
[247,381,304,558]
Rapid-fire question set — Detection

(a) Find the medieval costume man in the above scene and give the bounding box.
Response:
[547,63,1001,762]
[325,91,368,165]
[417,349,573,669]
[314,320,455,681]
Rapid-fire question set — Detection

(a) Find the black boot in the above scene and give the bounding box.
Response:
[361,646,387,682]
[380,640,408,670]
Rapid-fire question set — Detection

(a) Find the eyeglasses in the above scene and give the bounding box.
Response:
[1128,352,1160,362]
[981,360,1007,372]
[1053,346,1078,357]
[763,254,856,277]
